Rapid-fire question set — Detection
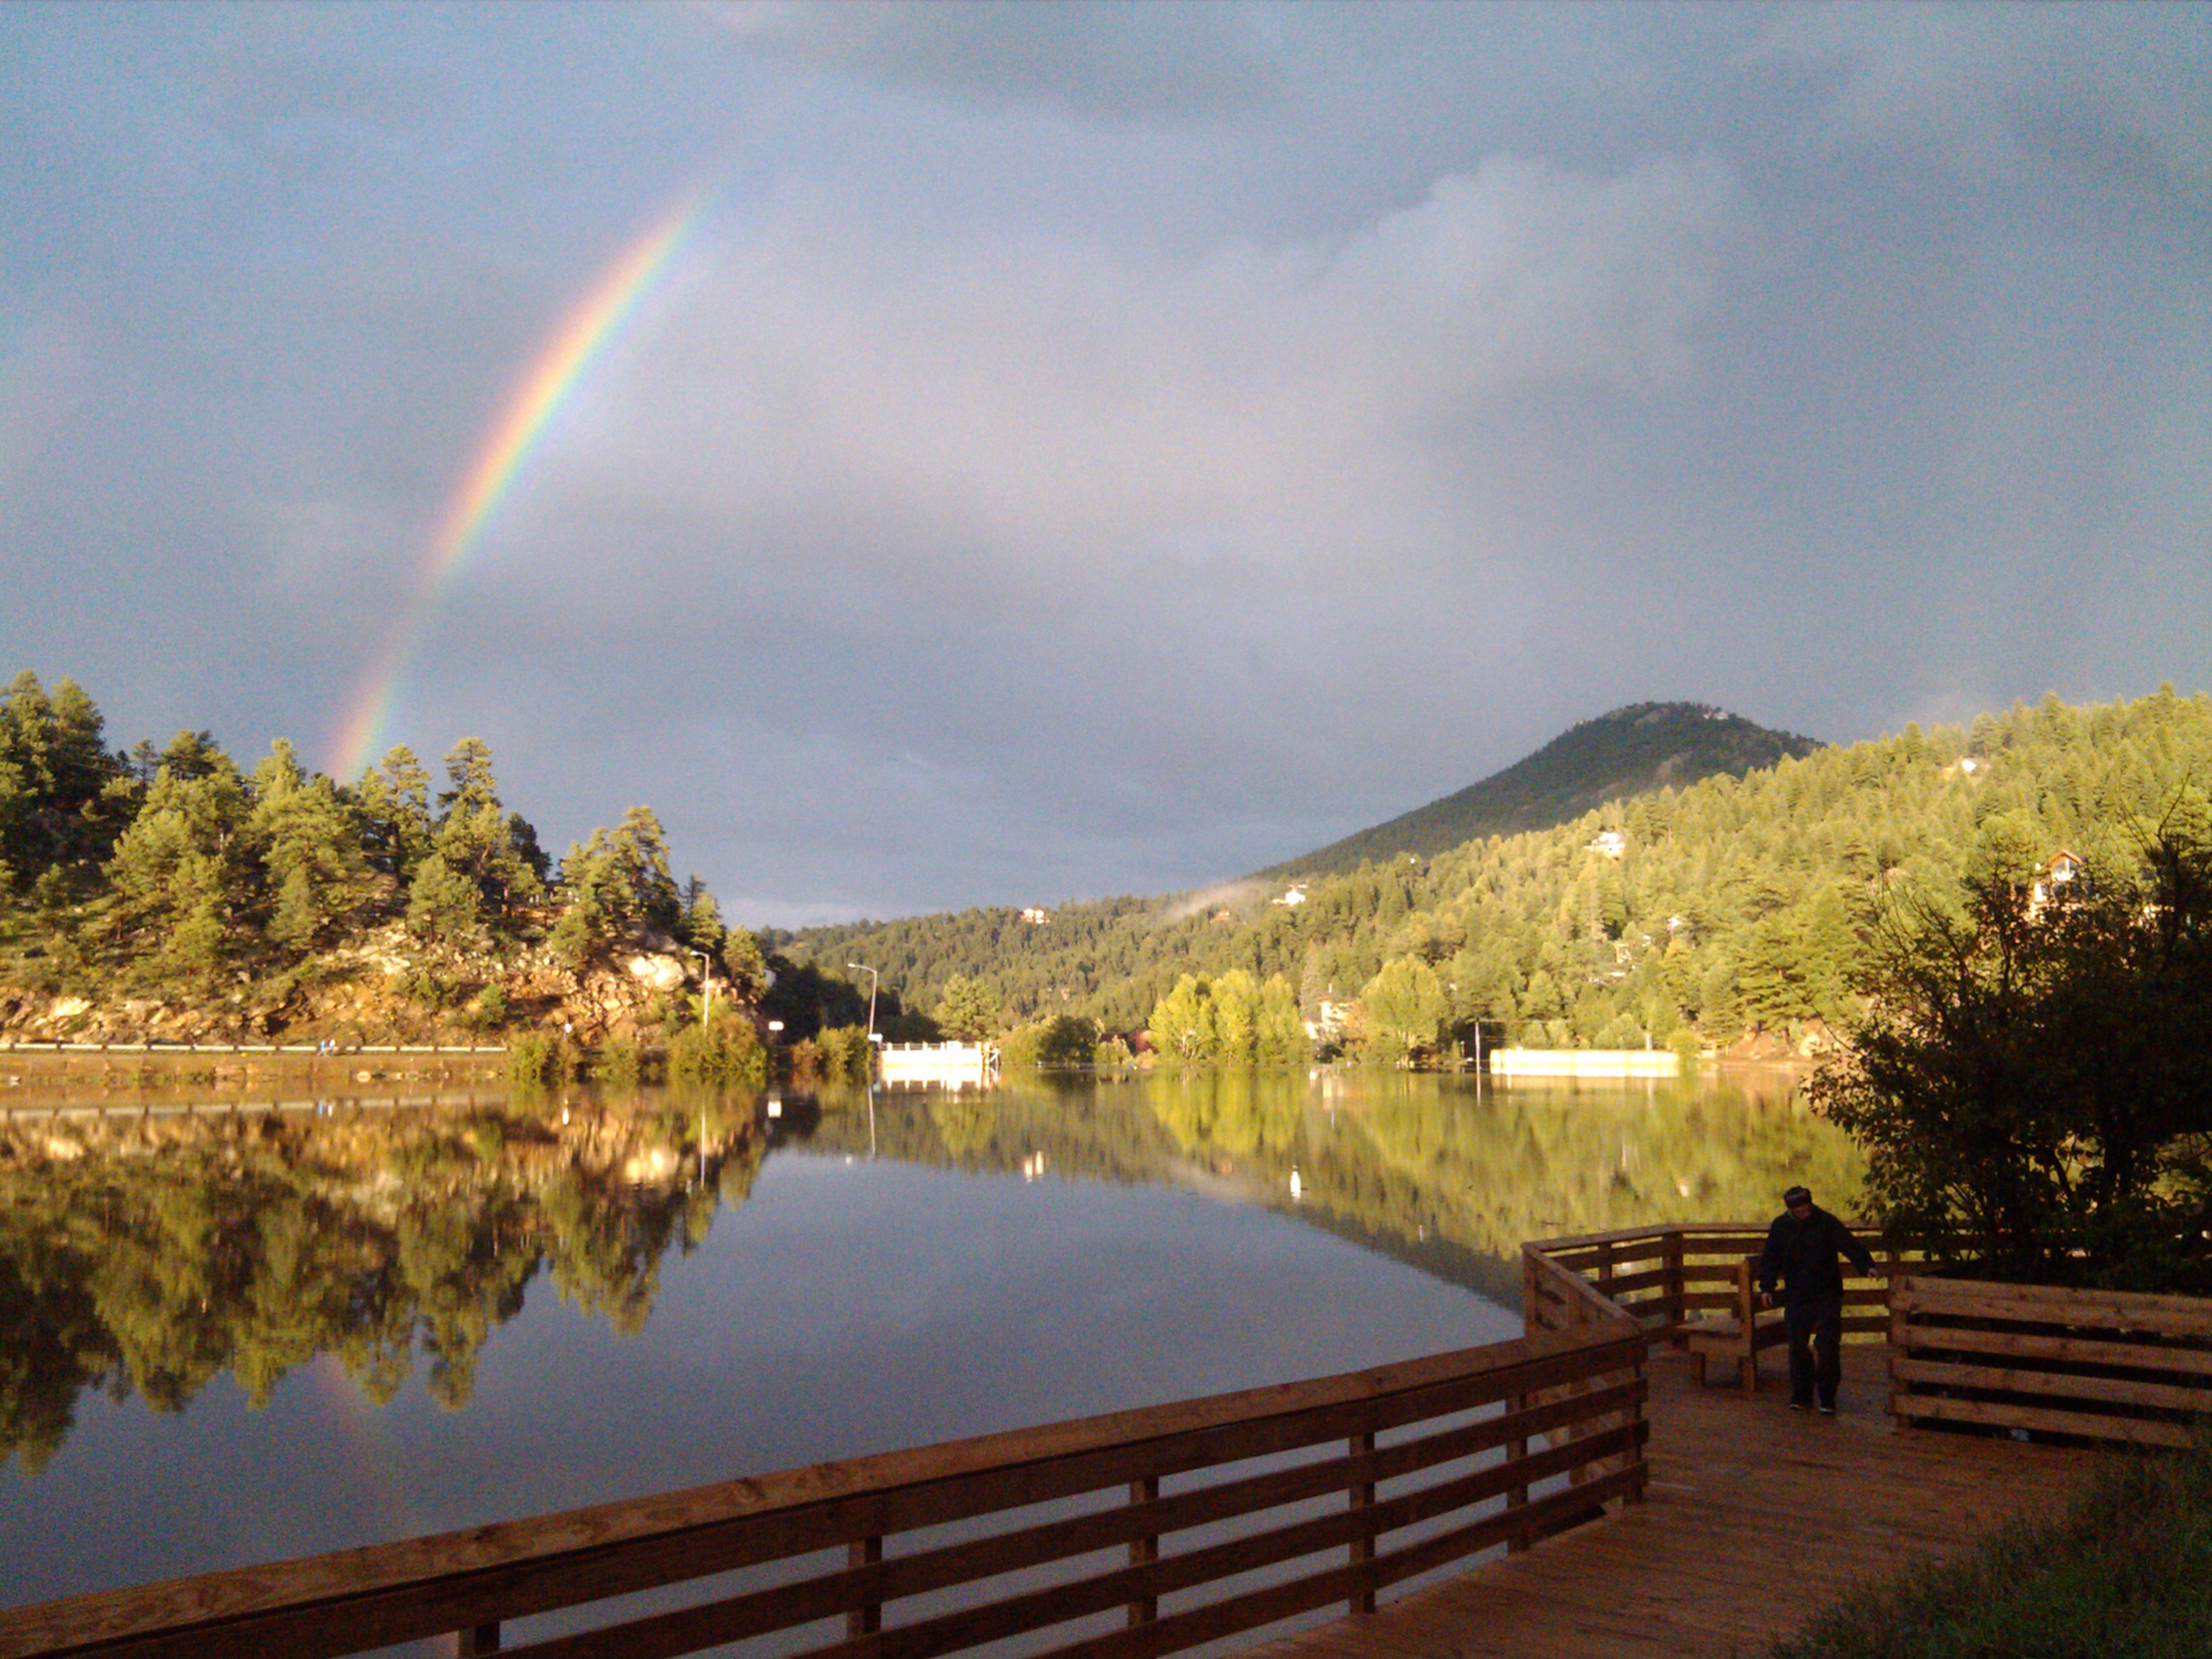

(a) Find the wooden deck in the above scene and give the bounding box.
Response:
[1256,1343,2091,1659]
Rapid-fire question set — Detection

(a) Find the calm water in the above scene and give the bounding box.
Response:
[0,1067,1859,1610]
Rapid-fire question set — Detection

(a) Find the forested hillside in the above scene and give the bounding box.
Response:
[790,689,2212,1057]
[1272,701,1821,877]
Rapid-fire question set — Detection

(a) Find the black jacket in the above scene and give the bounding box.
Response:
[1756,1205,1875,1305]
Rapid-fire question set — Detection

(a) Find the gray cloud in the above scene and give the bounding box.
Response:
[3,2,2207,925]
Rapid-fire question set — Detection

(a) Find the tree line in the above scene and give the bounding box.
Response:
[790,688,2212,1063]
[0,671,884,1041]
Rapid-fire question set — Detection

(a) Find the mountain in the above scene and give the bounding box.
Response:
[1270,702,1823,878]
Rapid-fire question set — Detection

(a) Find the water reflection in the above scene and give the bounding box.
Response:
[813,1069,1863,1305]
[0,1090,763,1475]
[0,1068,1859,1479]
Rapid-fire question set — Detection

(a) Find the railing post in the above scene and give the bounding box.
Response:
[1888,1274,1911,1432]
[1505,1391,1532,1552]
[1664,1228,1685,1342]
[1348,1429,1376,1613]
[1624,1348,1648,1505]
[1127,1476,1159,1626]
[452,1623,499,1656]
[848,1535,883,1637]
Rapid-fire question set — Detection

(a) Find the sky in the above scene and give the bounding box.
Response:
[3,3,2208,927]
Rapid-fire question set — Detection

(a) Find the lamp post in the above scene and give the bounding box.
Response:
[846,963,880,1047]
[688,948,713,1028]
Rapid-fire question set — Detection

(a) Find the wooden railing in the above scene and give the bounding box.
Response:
[1524,1222,1910,1345]
[0,1324,1647,1659]
[1890,1276,2212,1447]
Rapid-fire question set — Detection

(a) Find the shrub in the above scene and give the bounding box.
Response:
[1773,1436,2212,1659]
[813,1023,873,1081]
[667,1019,765,1086]
[505,1029,559,1086]
[593,1037,640,1085]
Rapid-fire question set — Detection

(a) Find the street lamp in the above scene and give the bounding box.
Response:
[846,963,880,1046]
[688,948,713,1028]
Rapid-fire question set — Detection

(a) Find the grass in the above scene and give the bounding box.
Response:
[1773,1434,2212,1659]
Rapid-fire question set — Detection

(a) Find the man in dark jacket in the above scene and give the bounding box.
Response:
[1757,1185,1875,1414]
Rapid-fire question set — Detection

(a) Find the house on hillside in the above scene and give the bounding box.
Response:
[1588,830,1626,859]
[1305,998,1353,1045]
[1272,885,1307,908]
[2029,850,2086,920]
[1020,906,1051,925]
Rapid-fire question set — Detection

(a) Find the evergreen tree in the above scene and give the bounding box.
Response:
[936,975,999,1040]
[350,746,434,887]
[246,741,367,952]
[428,738,541,922]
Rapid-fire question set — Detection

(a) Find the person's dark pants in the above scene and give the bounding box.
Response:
[1785,1296,1844,1406]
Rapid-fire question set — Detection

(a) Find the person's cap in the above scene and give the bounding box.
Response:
[1782,1185,1813,1207]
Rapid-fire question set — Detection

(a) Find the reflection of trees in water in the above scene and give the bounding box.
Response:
[803,1071,1863,1296]
[0,1090,765,1474]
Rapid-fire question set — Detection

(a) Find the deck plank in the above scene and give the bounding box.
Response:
[1250,1347,2088,1659]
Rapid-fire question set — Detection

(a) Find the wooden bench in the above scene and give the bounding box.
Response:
[1680,1255,1788,1391]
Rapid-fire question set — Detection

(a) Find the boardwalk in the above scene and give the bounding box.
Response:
[1259,1344,2090,1659]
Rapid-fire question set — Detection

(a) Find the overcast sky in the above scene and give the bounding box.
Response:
[3,3,2207,925]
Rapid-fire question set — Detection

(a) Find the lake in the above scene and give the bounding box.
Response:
[0,1066,1860,1612]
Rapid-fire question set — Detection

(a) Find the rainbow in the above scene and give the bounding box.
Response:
[327,191,708,781]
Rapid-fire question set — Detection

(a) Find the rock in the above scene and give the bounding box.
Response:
[626,954,685,992]
[51,997,91,1020]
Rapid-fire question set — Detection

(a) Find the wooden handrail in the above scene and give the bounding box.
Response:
[1525,1223,1920,1358]
[0,1324,1646,1659]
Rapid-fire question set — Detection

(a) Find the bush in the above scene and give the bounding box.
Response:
[1094,1035,1133,1068]
[813,1023,873,1082]
[1773,1436,2212,1659]
[667,1019,765,1086]
[505,1029,568,1086]
[593,1037,639,1085]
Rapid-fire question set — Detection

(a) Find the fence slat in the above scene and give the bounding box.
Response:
[1895,1393,2196,1447]
[1890,1357,2211,1414]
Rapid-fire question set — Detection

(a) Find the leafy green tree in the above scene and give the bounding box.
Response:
[678,876,725,954]
[1813,821,2212,1292]
[721,930,771,1002]
[1359,956,1450,1065]
[1254,974,1308,1064]
[1148,974,1214,1062]
[406,853,485,946]
[936,975,999,1039]
[1211,969,1260,1062]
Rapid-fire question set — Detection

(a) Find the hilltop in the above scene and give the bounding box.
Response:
[789,688,2212,1051]
[1270,703,1821,879]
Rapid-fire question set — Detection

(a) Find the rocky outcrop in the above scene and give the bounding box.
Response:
[0,928,719,1048]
